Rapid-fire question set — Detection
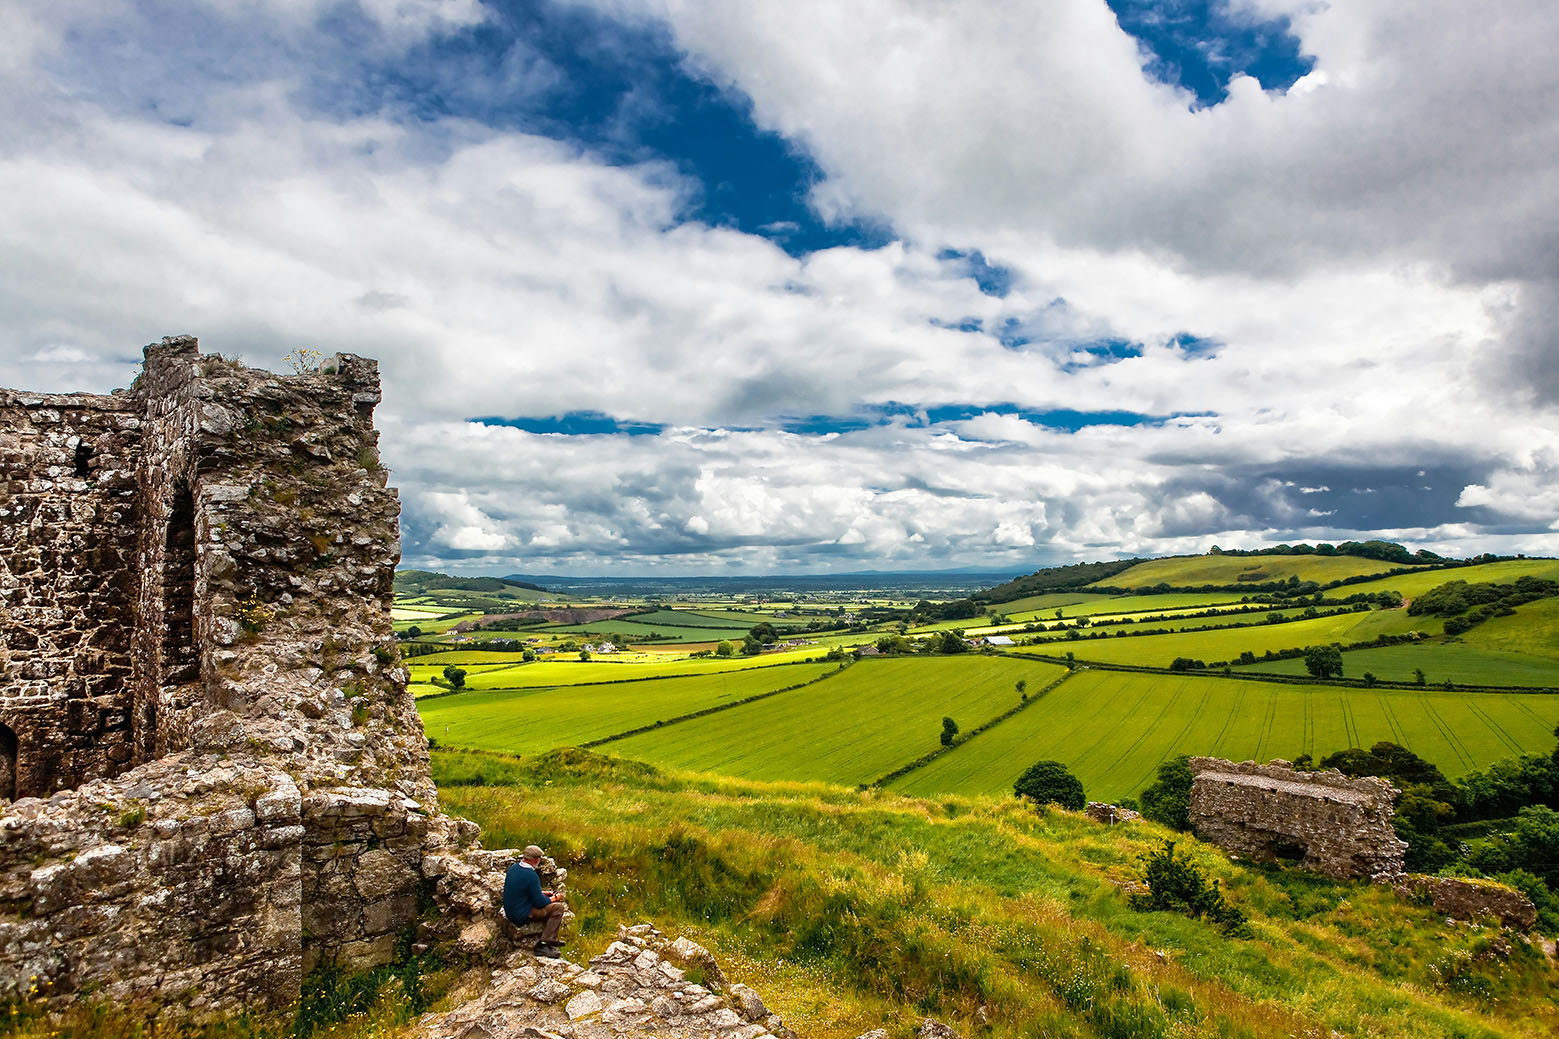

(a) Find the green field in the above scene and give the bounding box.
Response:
[605,657,1069,786]
[911,592,1245,633]
[615,608,766,627]
[417,661,840,755]
[1094,553,1412,589]
[408,659,528,683]
[891,669,1559,802]
[1463,596,1559,659]
[976,591,1113,616]
[405,649,546,666]
[538,619,755,642]
[446,650,832,689]
[1015,607,1431,667]
[1054,592,1250,617]
[1232,641,1559,687]
[1336,558,1559,602]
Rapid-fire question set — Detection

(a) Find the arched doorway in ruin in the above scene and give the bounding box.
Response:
[0,722,17,801]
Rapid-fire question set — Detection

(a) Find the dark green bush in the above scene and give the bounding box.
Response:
[1139,756,1193,831]
[1130,841,1246,934]
[1014,759,1085,810]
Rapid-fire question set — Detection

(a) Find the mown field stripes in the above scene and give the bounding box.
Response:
[888,670,1559,802]
[603,657,1070,788]
[416,661,839,756]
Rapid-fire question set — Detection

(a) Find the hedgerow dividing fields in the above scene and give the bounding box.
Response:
[602,657,1069,787]
[890,670,1559,802]
[417,660,840,755]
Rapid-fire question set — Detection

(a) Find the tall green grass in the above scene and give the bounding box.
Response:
[436,748,1559,1039]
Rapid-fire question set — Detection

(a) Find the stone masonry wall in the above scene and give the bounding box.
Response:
[0,390,140,797]
[0,337,524,1020]
[0,754,304,1014]
[1188,757,1407,880]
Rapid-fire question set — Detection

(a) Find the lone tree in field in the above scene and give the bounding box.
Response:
[1014,759,1085,810]
[1303,644,1344,679]
[442,665,467,690]
[941,716,959,747]
[715,640,735,657]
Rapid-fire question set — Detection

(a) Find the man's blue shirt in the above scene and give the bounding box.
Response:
[503,862,549,922]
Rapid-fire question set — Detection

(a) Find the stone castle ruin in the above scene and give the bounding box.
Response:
[0,337,529,1017]
[1187,757,1408,881]
[1187,756,1537,927]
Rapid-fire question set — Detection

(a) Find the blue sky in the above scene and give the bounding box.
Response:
[2,1,1557,573]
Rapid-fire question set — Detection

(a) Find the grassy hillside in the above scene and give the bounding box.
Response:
[1463,596,1559,659]
[434,748,1559,1039]
[1337,559,1559,602]
[1095,553,1411,588]
[890,669,1559,801]
[603,657,1068,786]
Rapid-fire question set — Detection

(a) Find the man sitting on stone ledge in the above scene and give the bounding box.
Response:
[503,844,569,958]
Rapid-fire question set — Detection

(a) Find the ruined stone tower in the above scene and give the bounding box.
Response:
[0,337,519,1018]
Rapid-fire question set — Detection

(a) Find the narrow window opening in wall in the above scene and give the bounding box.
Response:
[162,485,199,685]
[73,442,94,478]
[0,723,16,801]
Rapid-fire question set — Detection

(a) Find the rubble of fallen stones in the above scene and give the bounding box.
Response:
[413,923,796,1039]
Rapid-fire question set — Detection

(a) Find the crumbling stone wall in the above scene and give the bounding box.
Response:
[0,759,305,1015]
[1393,874,1537,930]
[0,389,140,796]
[0,337,521,1020]
[1188,757,1407,880]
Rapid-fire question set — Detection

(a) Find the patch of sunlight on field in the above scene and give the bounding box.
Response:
[606,656,1069,787]
[891,669,1559,802]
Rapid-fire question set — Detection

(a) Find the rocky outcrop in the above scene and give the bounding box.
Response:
[1188,757,1406,880]
[413,924,796,1039]
[1086,802,1140,825]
